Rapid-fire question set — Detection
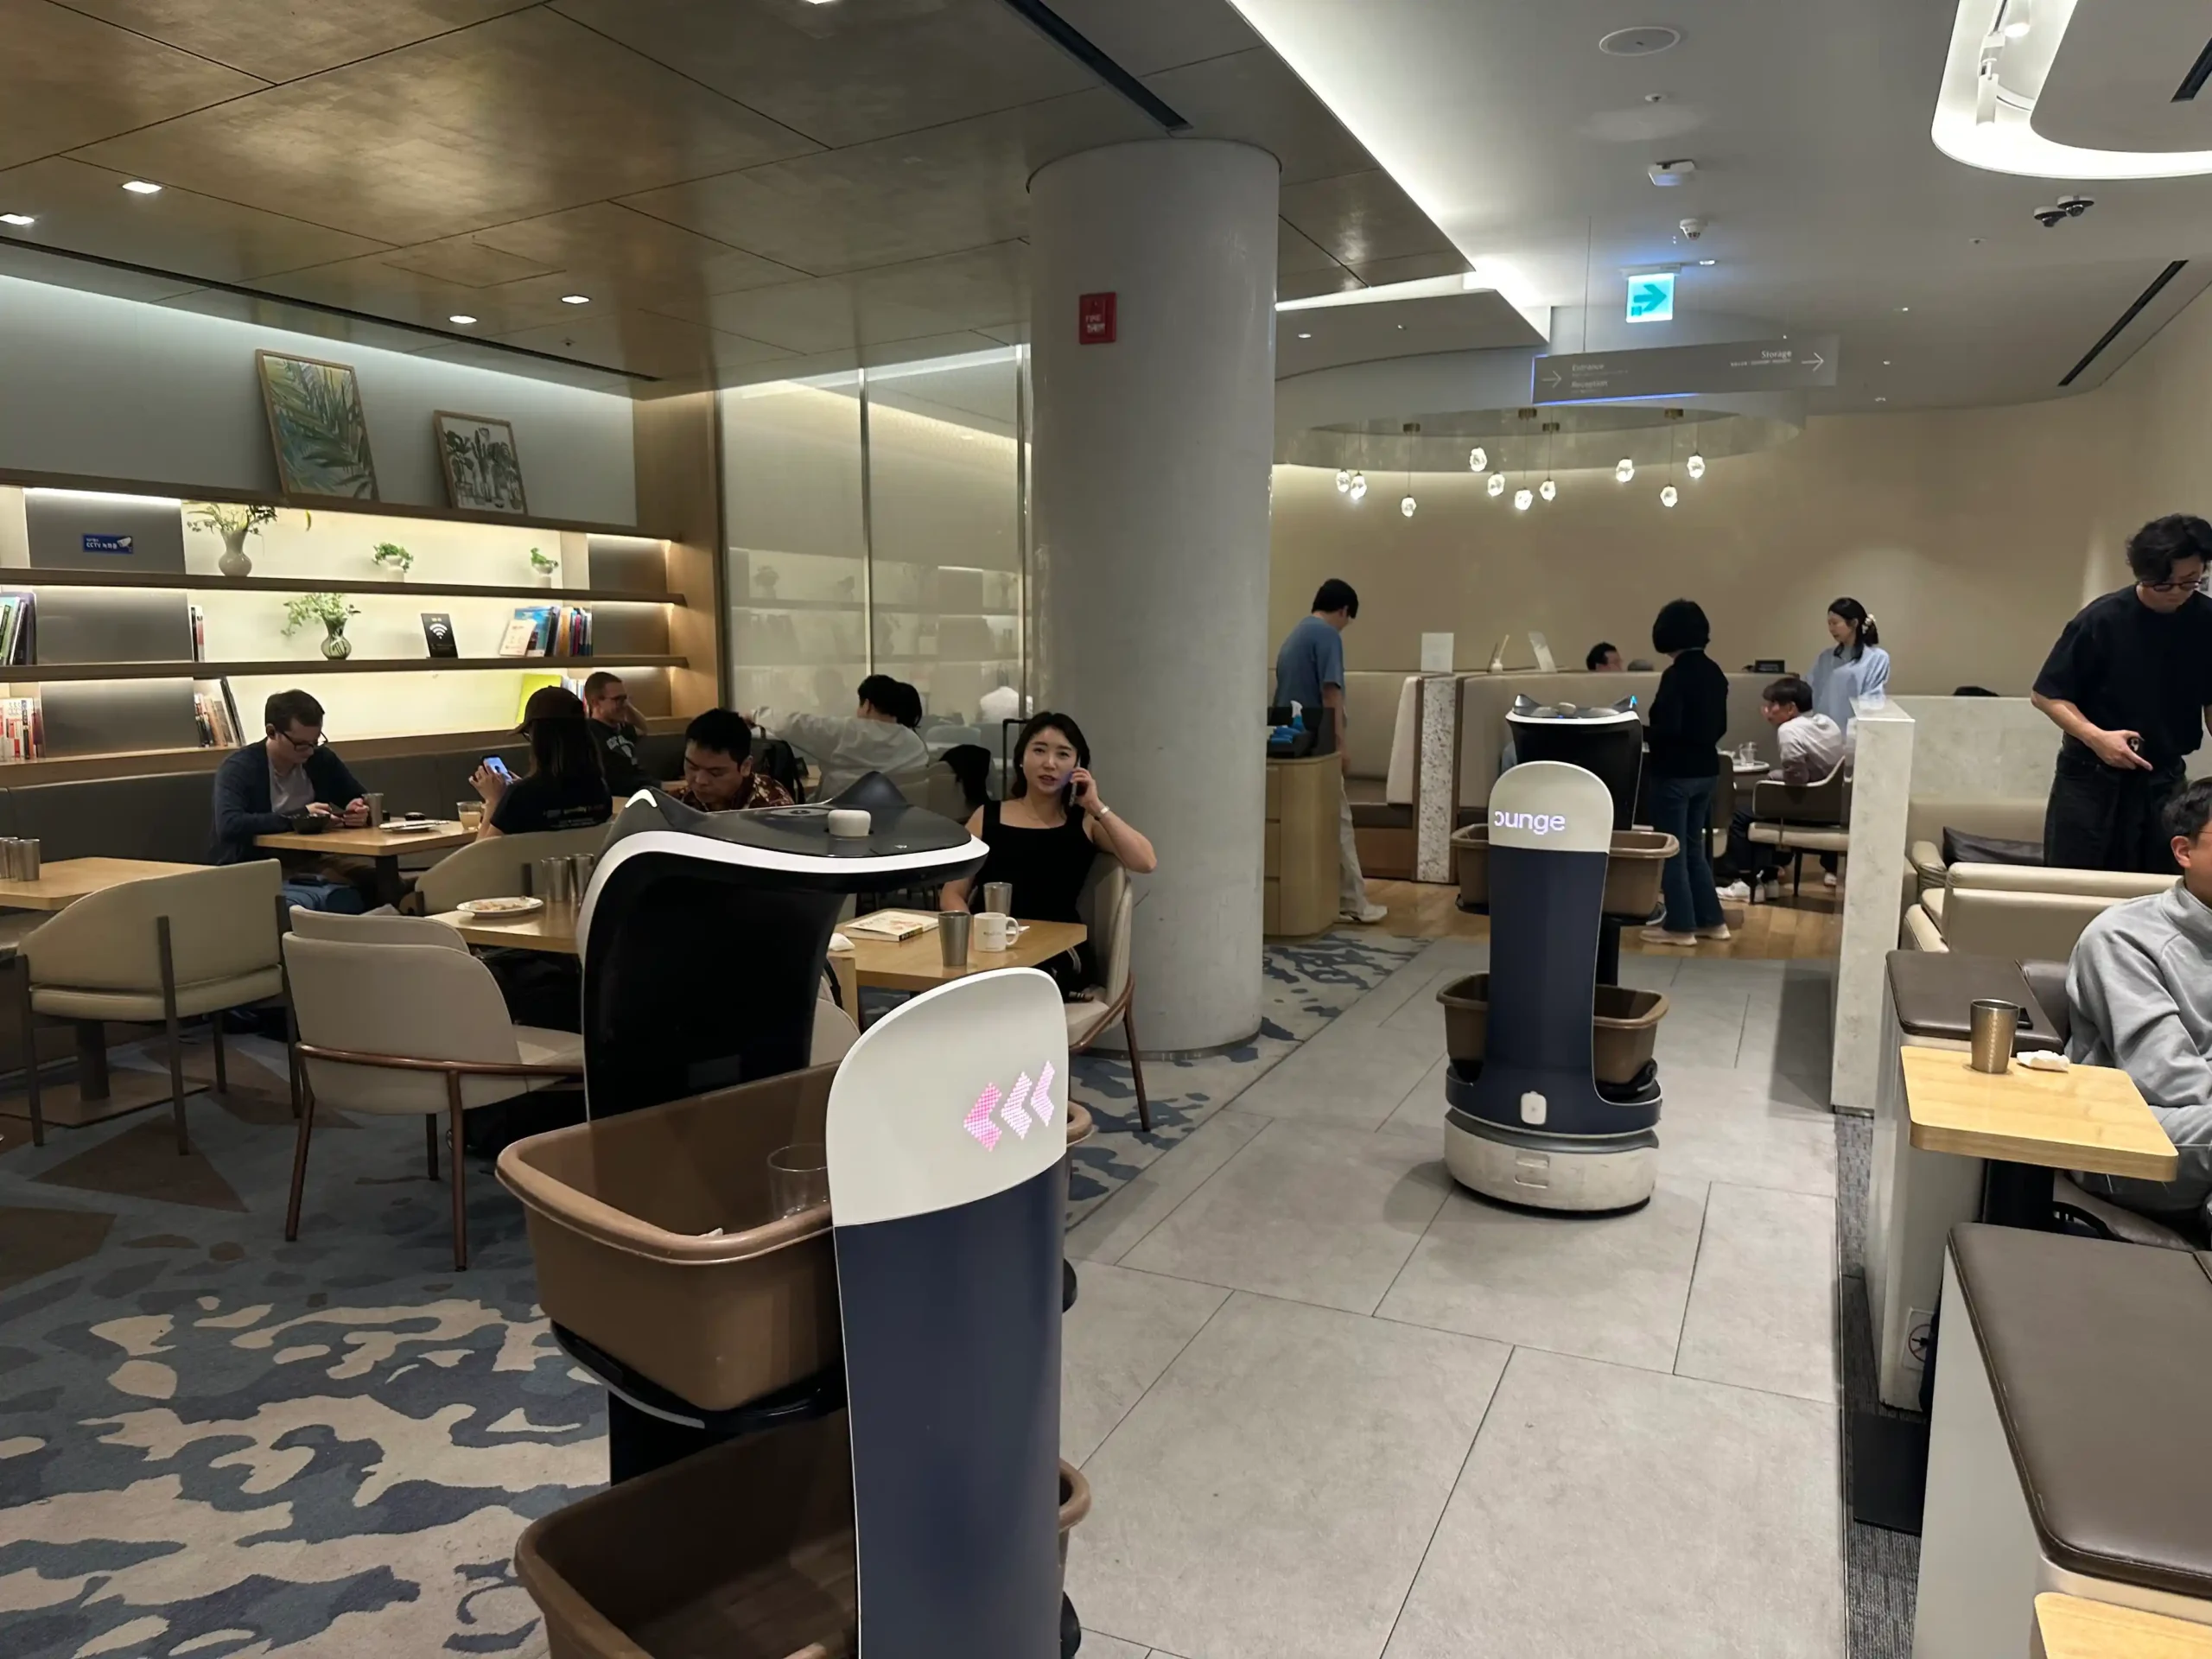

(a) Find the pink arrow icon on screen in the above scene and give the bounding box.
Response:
[963,1084,1002,1150]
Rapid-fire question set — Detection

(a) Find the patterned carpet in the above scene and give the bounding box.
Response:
[0,931,1421,1659]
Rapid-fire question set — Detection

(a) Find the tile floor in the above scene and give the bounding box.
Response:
[1062,938,1847,1659]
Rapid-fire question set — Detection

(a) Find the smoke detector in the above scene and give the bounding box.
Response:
[1648,158,1697,187]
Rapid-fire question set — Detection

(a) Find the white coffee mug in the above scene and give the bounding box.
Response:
[976,912,1016,951]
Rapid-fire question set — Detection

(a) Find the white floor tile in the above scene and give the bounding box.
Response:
[1228,1026,1444,1129]
[1072,1635,1148,1659]
[1068,1109,1270,1265]
[1378,1054,1449,1139]
[1121,1122,1450,1313]
[1382,1349,1845,1659]
[1376,1179,1708,1371]
[1675,1183,1837,1404]
[1063,1263,1231,1466]
[1658,1065,1837,1198]
[1070,1292,1510,1659]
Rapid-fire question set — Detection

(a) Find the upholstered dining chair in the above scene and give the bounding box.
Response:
[1066,858,1149,1132]
[412,824,607,914]
[282,933,583,1269]
[18,861,283,1153]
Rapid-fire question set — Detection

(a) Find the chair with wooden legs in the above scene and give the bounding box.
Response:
[281,933,582,1269]
[17,861,283,1151]
[1066,858,1150,1132]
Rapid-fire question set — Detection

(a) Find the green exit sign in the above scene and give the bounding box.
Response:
[1626,271,1676,323]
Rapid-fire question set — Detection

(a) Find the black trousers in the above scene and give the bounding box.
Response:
[2044,747,2186,874]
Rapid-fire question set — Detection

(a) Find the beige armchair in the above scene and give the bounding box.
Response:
[288,907,470,949]
[1747,758,1851,894]
[1902,862,2172,958]
[1066,858,1149,1132]
[282,933,584,1268]
[18,861,283,1153]
[413,825,607,914]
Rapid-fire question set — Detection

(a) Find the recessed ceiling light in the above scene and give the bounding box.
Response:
[1899,306,1910,312]
[1696,257,1715,266]
[1599,25,1681,56]
[559,294,590,305]
[0,213,33,227]
[449,314,478,326]
[1297,332,1312,340]
[1882,359,1891,365]
[121,180,162,195]
[1875,396,1888,403]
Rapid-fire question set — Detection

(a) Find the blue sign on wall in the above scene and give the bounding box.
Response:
[81,533,135,555]
[1625,271,1675,324]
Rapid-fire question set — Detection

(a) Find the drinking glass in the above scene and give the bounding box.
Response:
[768,1143,830,1219]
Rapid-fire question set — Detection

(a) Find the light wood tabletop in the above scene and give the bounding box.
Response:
[426,904,578,953]
[2037,1594,2212,1659]
[842,918,1086,991]
[1901,1044,2178,1181]
[0,856,207,912]
[257,821,476,859]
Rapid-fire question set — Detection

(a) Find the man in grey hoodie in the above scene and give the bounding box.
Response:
[2066,777,2212,1236]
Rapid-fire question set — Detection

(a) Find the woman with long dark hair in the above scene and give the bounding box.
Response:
[1808,597,1891,733]
[940,711,1158,996]
[1642,598,1731,947]
[471,685,613,838]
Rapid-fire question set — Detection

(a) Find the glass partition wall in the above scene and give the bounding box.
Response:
[721,347,1027,735]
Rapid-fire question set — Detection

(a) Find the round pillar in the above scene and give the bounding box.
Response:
[1028,140,1279,1052]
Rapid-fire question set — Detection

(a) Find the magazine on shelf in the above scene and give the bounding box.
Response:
[498,614,540,658]
[840,909,942,942]
[189,605,207,663]
[0,592,36,666]
[0,696,41,761]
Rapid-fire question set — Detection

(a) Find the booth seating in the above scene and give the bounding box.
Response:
[1747,759,1851,893]
[1904,863,2173,958]
[18,861,284,1152]
[1907,796,2049,899]
[1914,1225,2212,1657]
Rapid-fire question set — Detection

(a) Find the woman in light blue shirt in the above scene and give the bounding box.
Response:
[1808,597,1890,733]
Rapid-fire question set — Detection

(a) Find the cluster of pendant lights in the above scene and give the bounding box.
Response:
[1338,418,1707,513]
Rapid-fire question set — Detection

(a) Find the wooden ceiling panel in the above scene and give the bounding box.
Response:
[468,203,804,305]
[1047,0,1262,74]
[1145,49,1376,188]
[1280,168,1465,269]
[71,9,821,246]
[491,305,797,381]
[60,0,539,84]
[0,0,264,171]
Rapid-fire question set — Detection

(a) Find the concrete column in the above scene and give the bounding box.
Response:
[1028,140,1280,1052]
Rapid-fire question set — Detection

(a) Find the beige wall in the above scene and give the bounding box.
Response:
[1271,289,2212,695]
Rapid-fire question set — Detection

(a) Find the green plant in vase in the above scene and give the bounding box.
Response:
[283,593,361,661]
[371,541,413,580]
[186,501,304,579]
[528,546,557,585]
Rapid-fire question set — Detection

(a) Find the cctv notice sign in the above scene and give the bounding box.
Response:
[1531,336,1840,404]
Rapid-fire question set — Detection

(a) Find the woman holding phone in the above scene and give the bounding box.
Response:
[940,710,1158,997]
[471,685,613,839]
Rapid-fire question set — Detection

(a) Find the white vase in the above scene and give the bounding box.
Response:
[218,527,253,579]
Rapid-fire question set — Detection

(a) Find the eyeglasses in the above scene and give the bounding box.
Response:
[274,728,326,752]
[2143,574,2210,594]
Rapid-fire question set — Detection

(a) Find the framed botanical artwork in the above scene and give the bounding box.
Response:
[435,410,529,516]
[256,350,380,501]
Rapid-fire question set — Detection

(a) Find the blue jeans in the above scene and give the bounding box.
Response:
[1649,773,1723,932]
[283,876,365,915]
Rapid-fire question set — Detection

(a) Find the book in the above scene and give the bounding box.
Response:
[189,605,207,663]
[842,909,941,942]
[421,613,458,658]
[498,616,538,658]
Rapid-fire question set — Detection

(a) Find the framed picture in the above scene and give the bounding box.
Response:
[435,410,529,516]
[255,350,380,501]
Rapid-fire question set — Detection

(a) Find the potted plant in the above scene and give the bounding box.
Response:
[371,541,413,581]
[186,501,297,579]
[283,593,361,661]
[528,546,557,586]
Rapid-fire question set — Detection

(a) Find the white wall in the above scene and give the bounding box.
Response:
[0,276,637,525]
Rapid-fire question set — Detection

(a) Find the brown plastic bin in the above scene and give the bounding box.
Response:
[515,1409,1092,1659]
[498,1071,1099,1414]
[1435,973,1669,1085]
[1451,826,1679,918]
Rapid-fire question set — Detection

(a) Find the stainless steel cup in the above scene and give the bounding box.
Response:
[1968,999,2022,1075]
[938,912,972,969]
[21,839,38,881]
[364,791,385,830]
[983,880,1014,916]
[567,853,594,897]
[536,856,574,905]
[0,840,21,880]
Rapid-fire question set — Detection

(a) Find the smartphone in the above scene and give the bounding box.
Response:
[482,754,514,781]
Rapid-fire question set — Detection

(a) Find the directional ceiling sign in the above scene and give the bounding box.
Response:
[1625,270,1675,323]
[1531,337,1840,404]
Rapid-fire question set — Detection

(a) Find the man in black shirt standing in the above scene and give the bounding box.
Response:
[2031,514,2212,872]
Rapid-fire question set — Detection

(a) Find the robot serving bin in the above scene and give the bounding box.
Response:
[1443,699,1680,1214]
[497,783,1096,1659]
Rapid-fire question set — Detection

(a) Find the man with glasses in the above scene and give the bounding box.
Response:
[2032,514,2212,873]
[209,688,372,912]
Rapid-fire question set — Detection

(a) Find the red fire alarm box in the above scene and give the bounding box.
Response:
[1079,291,1117,345]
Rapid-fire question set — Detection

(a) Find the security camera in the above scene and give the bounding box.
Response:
[2032,204,2067,227]
[2059,194,2094,216]
[1678,217,1706,239]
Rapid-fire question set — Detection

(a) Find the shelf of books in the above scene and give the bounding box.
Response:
[0,481,688,773]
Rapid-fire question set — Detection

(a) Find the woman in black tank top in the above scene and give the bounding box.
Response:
[940,711,1159,998]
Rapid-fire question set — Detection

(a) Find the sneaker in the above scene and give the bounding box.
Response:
[1639,925,1698,946]
[1695,923,1732,941]
[1760,879,1782,902]
[1822,872,1839,888]
[1716,880,1751,903]
[1342,902,1389,925]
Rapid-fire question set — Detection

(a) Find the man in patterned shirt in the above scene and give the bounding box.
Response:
[668,707,793,813]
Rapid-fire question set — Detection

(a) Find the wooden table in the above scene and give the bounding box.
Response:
[257,820,475,905]
[843,918,1087,992]
[2037,1594,2212,1659]
[427,905,578,953]
[0,856,204,912]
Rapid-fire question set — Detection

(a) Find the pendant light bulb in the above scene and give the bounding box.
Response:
[1335,469,1351,493]
[1349,472,1368,501]
[1686,453,1707,480]
[1513,487,1533,512]
[1486,473,1505,499]
[1400,494,1417,518]
[1468,446,1488,474]
[1539,478,1557,502]
[1660,484,1679,507]
[1615,458,1635,484]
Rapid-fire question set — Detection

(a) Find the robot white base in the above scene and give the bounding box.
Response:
[1444,1120,1657,1212]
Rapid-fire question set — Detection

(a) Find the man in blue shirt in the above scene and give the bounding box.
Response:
[1274,579,1386,924]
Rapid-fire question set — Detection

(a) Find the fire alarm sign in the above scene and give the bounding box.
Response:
[1078,291,1116,345]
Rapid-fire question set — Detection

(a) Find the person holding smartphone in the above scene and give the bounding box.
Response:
[471,686,613,840]
[938,711,1157,998]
